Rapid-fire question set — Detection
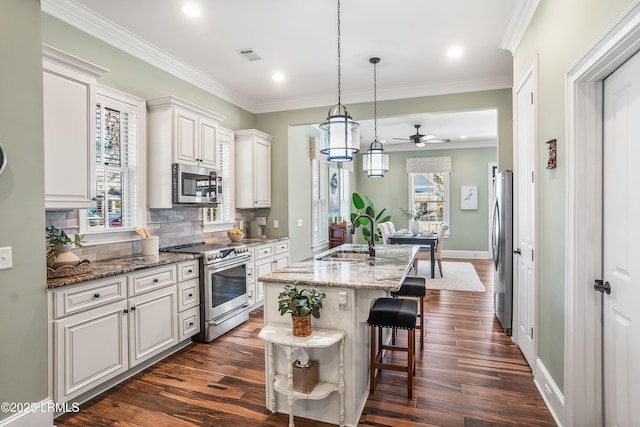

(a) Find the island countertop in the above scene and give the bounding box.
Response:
[259,243,416,291]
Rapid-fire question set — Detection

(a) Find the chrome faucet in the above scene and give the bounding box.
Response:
[350,214,376,258]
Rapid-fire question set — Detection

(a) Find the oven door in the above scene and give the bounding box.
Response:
[204,259,249,322]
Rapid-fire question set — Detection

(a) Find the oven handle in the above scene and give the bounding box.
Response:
[207,303,251,326]
[205,255,251,272]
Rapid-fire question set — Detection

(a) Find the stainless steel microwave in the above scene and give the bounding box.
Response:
[172,163,222,205]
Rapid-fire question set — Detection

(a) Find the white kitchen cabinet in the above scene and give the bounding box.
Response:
[42,45,108,209]
[253,240,290,306]
[54,300,128,402]
[235,129,273,208]
[128,285,178,368]
[147,96,225,208]
[255,257,273,304]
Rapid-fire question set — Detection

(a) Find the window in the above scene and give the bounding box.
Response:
[408,172,450,233]
[311,158,329,250]
[81,87,146,239]
[203,128,235,231]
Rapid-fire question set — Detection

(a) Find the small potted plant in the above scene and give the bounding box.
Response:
[46,225,84,268]
[278,282,326,337]
[399,207,427,235]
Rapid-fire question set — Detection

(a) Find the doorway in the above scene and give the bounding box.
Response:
[565,4,640,426]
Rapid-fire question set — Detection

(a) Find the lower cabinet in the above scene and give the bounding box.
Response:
[253,240,290,308]
[51,260,199,403]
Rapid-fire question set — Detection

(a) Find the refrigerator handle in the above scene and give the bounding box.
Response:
[492,199,500,270]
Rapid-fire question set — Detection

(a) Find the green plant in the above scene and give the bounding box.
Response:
[278,282,326,318]
[46,225,84,267]
[399,207,427,221]
[350,192,391,242]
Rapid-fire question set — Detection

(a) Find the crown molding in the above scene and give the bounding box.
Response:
[501,0,541,54]
[41,0,256,112]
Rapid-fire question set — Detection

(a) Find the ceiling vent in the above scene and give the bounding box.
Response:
[238,48,262,61]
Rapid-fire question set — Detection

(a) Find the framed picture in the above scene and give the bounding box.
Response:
[461,185,478,210]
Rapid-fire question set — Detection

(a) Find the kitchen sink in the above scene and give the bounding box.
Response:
[316,251,371,262]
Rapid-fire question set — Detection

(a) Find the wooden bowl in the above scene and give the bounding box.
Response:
[228,233,244,242]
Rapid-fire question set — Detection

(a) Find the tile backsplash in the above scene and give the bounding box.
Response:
[45,207,255,261]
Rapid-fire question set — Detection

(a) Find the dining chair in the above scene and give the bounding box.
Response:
[413,222,449,277]
[377,222,391,244]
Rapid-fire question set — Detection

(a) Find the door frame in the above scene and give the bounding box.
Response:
[488,162,497,258]
[564,3,640,426]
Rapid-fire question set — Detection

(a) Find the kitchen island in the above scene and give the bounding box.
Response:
[259,244,416,426]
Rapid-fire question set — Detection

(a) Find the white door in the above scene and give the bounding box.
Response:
[513,62,537,367]
[602,50,640,427]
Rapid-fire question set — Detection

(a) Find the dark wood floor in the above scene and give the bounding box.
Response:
[55,259,556,427]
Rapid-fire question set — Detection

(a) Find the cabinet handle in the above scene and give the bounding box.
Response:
[123,309,129,314]
[131,306,136,311]
[188,293,193,297]
[93,293,100,298]
[153,278,159,283]
[188,322,194,326]
[187,269,193,274]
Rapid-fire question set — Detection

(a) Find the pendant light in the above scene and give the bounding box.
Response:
[362,57,389,177]
[319,0,359,162]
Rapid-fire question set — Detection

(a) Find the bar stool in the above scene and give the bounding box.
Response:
[391,276,426,350]
[367,297,418,399]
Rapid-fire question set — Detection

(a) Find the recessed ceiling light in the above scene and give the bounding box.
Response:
[182,4,202,17]
[272,73,285,82]
[447,47,463,58]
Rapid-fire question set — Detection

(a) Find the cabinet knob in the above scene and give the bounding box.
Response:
[153,278,159,283]
[123,309,129,314]
[187,269,193,274]
[93,293,100,298]
[188,322,194,326]
[131,306,136,311]
[188,293,193,297]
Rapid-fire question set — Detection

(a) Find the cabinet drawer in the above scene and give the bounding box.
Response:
[128,265,176,296]
[254,244,274,260]
[178,278,200,311]
[246,263,255,284]
[274,240,289,254]
[53,276,126,318]
[177,260,199,281]
[178,306,200,341]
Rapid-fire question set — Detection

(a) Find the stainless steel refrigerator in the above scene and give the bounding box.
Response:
[492,170,513,336]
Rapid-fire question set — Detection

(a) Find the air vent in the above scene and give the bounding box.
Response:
[238,48,262,61]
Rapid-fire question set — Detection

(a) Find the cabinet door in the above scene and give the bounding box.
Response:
[253,138,271,207]
[255,258,273,303]
[55,301,128,402]
[274,254,289,271]
[199,116,218,169]
[128,286,178,368]
[174,108,198,166]
[43,61,97,209]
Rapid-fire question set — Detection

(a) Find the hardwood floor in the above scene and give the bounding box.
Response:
[55,259,556,427]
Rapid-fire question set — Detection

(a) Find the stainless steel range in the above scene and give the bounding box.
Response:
[161,242,252,342]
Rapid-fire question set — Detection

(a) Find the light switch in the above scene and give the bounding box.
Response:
[0,247,12,270]
[297,219,303,227]
[273,220,279,229]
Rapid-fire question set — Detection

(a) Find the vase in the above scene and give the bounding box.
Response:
[51,244,81,269]
[292,315,312,337]
[410,219,421,235]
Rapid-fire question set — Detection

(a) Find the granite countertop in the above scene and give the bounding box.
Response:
[47,252,199,289]
[238,236,289,246]
[259,244,416,291]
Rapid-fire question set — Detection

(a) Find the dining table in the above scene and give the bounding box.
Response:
[387,233,438,278]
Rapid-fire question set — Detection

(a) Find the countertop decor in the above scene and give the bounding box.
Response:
[46,259,93,279]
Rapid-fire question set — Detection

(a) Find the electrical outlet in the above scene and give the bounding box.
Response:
[0,247,13,270]
[297,219,303,227]
[273,220,279,229]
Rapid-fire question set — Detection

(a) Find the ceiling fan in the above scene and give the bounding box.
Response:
[392,124,450,147]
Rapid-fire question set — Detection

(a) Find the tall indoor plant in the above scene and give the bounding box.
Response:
[278,282,326,337]
[350,192,391,242]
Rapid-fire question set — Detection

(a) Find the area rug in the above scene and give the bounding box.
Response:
[415,261,486,292]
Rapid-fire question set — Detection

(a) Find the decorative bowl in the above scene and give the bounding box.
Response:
[228,233,244,242]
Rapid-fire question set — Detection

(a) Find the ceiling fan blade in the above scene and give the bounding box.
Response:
[392,137,412,141]
[427,138,450,143]
[420,134,437,141]
[415,141,426,148]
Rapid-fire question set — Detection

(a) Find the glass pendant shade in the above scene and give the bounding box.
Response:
[319,104,360,162]
[362,139,389,177]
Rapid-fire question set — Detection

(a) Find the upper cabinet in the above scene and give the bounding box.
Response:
[235,129,273,208]
[42,45,108,209]
[147,96,225,208]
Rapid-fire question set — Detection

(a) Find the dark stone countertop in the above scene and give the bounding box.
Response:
[47,252,199,289]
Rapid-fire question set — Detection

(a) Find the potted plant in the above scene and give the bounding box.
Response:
[46,225,84,268]
[351,192,391,242]
[399,207,427,235]
[278,282,326,337]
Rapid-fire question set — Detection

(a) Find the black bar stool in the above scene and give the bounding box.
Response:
[391,276,426,350]
[367,297,418,399]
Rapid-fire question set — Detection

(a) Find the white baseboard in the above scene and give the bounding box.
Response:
[0,399,55,427]
[442,249,490,259]
[534,357,565,427]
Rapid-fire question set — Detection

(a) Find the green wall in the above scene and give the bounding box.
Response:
[355,147,496,253]
[0,0,48,419]
[513,0,635,392]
